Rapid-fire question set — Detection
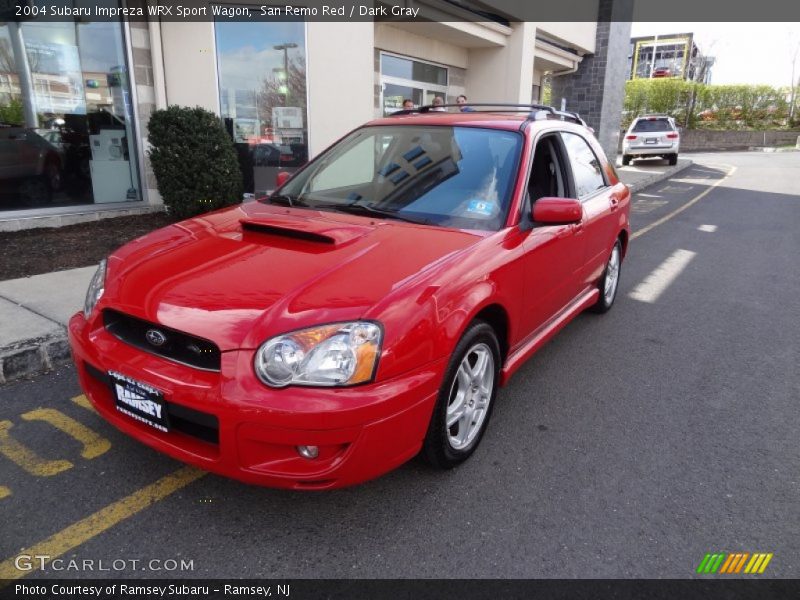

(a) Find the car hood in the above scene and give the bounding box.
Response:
[105,202,483,350]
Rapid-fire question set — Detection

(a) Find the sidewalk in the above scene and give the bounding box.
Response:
[617,157,692,194]
[0,157,692,383]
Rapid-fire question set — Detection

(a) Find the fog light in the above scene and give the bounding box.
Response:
[297,445,319,459]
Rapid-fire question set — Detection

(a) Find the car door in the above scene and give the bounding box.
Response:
[0,127,39,180]
[518,133,586,338]
[559,131,617,288]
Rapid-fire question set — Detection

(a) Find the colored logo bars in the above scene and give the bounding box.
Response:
[696,553,773,574]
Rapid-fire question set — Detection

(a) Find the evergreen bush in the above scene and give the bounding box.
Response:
[147,105,243,219]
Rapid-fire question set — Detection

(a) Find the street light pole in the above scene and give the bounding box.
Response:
[273,43,297,105]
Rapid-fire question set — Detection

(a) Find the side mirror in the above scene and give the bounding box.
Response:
[532,197,582,225]
[275,171,291,187]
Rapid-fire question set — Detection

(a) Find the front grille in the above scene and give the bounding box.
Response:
[84,361,220,445]
[103,309,221,371]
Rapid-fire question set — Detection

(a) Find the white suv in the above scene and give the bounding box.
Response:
[622,116,680,166]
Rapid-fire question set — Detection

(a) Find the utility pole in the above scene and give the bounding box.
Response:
[790,42,800,123]
[649,34,659,78]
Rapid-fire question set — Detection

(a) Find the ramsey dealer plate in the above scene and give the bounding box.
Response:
[109,370,170,432]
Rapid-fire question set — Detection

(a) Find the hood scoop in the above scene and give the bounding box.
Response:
[239,217,373,247]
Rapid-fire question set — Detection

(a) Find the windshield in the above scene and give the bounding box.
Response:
[632,119,674,133]
[266,125,523,231]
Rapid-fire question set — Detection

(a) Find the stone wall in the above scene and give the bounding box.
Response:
[618,130,800,152]
[679,130,800,151]
[550,0,633,159]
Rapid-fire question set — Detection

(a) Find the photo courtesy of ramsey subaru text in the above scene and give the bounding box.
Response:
[69,104,631,490]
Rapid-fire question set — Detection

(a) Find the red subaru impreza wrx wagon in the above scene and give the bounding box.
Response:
[69,104,630,490]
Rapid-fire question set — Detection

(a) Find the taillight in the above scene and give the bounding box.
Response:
[666,133,679,139]
[625,135,637,140]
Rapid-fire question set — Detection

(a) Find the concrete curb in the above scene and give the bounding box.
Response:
[0,332,71,384]
[624,159,694,195]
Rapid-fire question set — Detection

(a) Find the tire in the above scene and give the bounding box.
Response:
[43,158,62,192]
[591,239,622,314]
[668,153,678,166]
[422,320,501,469]
[622,154,631,166]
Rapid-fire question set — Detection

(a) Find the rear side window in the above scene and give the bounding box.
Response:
[632,119,674,133]
[560,132,606,199]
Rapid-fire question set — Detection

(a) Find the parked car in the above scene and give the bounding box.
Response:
[622,115,680,166]
[69,104,631,490]
[0,124,64,202]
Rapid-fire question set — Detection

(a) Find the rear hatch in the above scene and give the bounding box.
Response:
[629,118,676,147]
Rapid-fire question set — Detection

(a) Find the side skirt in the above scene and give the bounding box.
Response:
[500,287,599,386]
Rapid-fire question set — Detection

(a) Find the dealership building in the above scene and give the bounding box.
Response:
[0,0,630,230]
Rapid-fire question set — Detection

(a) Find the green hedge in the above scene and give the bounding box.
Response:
[623,79,796,130]
[147,105,243,220]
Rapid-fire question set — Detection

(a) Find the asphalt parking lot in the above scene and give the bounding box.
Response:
[1,152,798,580]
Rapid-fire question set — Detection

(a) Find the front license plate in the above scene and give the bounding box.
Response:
[110,371,170,432]
[645,139,658,144]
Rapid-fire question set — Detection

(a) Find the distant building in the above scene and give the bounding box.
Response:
[628,33,714,83]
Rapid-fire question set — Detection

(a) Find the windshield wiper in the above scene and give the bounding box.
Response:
[312,202,432,225]
[265,193,298,207]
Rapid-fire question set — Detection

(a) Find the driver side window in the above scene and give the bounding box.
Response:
[528,136,568,203]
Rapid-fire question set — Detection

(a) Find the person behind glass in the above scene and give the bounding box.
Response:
[457,95,475,112]
[432,96,446,111]
[402,99,414,110]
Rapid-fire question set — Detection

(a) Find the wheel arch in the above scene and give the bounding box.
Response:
[470,303,510,367]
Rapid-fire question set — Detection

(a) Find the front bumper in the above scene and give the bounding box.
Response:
[69,312,444,490]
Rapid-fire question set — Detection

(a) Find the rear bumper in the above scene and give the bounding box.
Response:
[622,142,679,157]
[69,312,445,490]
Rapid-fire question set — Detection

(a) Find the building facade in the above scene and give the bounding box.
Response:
[628,33,715,83]
[1,1,618,231]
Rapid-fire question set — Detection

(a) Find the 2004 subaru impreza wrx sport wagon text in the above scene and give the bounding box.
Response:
[69,104,631,490]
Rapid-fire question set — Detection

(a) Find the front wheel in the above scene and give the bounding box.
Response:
[591,240,622,314]
[423,321,501,469]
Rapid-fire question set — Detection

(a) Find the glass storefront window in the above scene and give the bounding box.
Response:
[380,53,448,116]
[0,17,140,211]
[381,54,447,86]
[214,15,308,196]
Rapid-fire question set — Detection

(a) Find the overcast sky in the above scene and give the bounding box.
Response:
[630,22,800,87]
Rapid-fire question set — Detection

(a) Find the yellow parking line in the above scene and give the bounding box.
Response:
[21,408,111,460]
[0,466,206,581]
[0,486,10,500]
[0,420,73,477]
[71,394,96,413]
[631,165,736,241]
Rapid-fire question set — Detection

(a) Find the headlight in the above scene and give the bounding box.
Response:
[254,322,382,388]
[83,259,107,318]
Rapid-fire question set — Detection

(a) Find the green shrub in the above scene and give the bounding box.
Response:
[147,105,243,219]
[624,80,794,130]
[0,97,24,126]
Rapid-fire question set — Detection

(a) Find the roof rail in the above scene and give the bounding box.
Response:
[388,103,588,127]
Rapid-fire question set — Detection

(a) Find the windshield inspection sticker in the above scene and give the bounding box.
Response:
[466,199,495,216]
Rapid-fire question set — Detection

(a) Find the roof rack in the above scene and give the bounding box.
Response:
[389,103,589,127]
